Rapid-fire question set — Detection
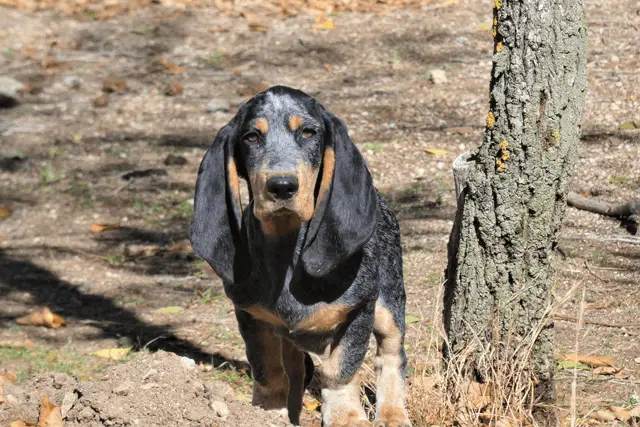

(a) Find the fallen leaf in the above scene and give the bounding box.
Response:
[323,63,334,72]
[313,17,335,30]
[248,23,269,32]
[424,148,448,155]
[465,381,491,410]
[92,94,109,108]
[559,354,617,368]
[16,307,66,329]
[38,396,63,427]
[557,359,590,370]
[405,315,421,324]
[0,206,10,218]
[91,347,131,360]
[0,339,35,350]
[591,410,616,422]
[618,121,638,130]
[609,406,631,422]
[89,223,120,233]
[102,77,128,93]
[163,80,183,96]
[124,244,161,258]
[10,422,37,427]
[155,306,183,314]
[303,397,320,411]
[591,366,620,376]
[159,58,184,74]
[199,362,213,372]
[1,369,17,384]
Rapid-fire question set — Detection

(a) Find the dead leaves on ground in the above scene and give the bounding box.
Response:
[91,347,132,360]
[590,404,640,424]
[16,307,67,329]
[1,369,17,404]
[557,354,631,380]
[10,396,63,427]
[89,223,120,233]
[0,0,442,22]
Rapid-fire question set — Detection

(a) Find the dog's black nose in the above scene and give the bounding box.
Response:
[267,175,299,200]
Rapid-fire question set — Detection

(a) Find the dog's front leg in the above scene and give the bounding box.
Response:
[236,309,289,413]
[317,303,374,427]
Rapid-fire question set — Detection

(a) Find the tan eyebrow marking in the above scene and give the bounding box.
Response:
[289,115,302,131]
[255,118,269,134]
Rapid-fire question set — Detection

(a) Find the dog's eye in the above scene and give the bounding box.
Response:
[302,128,316,138]
[244,133,259,143]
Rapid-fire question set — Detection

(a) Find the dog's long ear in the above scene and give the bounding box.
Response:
[190,123,244,284]
[302,110,379,277]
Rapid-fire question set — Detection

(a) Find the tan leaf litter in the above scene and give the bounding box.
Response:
[16,307,67,329]
[38,396,64,427]
[591,366,620,376]
[91,347,132,360]
[591,410,616,422]
[89,223,120,233]
[159,58,184,74]
[609,406,631,422]
[558,354,617,368]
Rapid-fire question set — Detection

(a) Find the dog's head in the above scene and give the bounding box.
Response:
[190,86,378,282]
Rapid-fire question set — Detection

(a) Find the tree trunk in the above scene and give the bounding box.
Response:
[443,0,588,424]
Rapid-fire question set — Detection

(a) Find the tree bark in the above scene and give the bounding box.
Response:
[443,0,588,424]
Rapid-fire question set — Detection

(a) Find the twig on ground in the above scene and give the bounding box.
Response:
[567,192,639,234]
[584,261,609,283]
[553,314,640,330]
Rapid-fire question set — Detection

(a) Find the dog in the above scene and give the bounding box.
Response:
[190,86,409,427]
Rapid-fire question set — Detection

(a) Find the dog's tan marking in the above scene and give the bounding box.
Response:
[249,161,319,236]
[260,214,302,237]
[288,115,303,131]
[315,147,335,209]
[227,157,241,208]
[373,302,410,426]
[255,118,269,134]
[320,374,369,427]
[296,304,352,333]
[245,305,285,326]
[252,323,288,411]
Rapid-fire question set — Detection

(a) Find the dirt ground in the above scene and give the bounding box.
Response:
[1,0,639,425]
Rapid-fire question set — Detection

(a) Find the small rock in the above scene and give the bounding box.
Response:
[140,382,159,390]
[205,100,231,113]
[93,94,109,108]
[428,69,448,85]
[0,76,25,108]
[164,154,188,166]
[211,400,229,419]
[103,77,128,93]
[63,76,82,89]
[4,394,19,404]
[204,380,234,400]
[113,381,134,396]
[61,391,79,418]
[77,406,96,422]
[142,368,158,381]
[180,356,196,370]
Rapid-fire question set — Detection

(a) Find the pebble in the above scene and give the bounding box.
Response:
[205,100,231,113]
[61,391,79,418]
[180,356,196,370]
[113,381,133,396]
[63,76,82,89]
[428,69,448,85]
[211,400,229,419]
[0,76,24,108]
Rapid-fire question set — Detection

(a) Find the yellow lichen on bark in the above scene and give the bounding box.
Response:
[487,111,496,128]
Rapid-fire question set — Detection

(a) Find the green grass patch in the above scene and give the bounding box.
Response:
[0,344,107,381]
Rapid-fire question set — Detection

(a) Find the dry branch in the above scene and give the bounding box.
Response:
[567,191,639,234]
